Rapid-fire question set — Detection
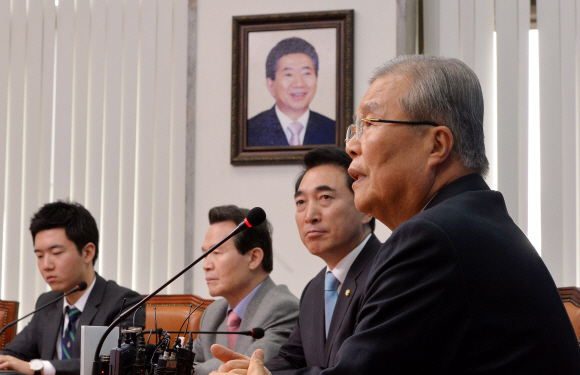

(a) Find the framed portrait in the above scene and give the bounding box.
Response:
[231,10,354,165]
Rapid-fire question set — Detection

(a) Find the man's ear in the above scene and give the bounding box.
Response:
[82,243,96,265]
[266,78,276,98]
[247,247,264,271]
[361,213,373,226]
[426,126,454,169]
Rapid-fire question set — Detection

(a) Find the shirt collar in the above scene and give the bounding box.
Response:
[326,233,372,285]
[62,276,96,314]
[275,106,310,129]
[226,280,264,321]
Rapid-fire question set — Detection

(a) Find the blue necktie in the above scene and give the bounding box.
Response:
[324,271,340,338]
[62,306,81,359]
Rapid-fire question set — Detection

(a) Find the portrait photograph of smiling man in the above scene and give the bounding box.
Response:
[246,35,336,147]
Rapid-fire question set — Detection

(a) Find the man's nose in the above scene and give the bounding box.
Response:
[293,73,305,86]
[41,255,54,270]
[346,135,360,158]
[202,255,212,271]
[305,202,321,224]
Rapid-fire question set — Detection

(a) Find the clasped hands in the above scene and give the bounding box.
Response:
[208,344,270,375]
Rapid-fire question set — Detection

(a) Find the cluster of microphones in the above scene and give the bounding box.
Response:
[0,207,267,375]
[99,312,263,375]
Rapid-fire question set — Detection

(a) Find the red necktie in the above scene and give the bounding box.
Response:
[227,311,241,349]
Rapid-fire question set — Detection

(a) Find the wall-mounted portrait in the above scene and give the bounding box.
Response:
[231,10,354,165]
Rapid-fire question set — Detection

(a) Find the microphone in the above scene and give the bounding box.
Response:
[92,207,267,375]
[144,327,265,339]
[0,281,88,337]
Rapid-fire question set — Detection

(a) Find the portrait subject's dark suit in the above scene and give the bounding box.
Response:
[320,174,580,375]
[247,106,335,147]
[0,274,145,375]
[267,234,381,375]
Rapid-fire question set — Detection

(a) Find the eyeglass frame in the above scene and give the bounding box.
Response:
[345,113,439,143]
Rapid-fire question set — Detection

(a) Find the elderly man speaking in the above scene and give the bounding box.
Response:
[209,55,580,375]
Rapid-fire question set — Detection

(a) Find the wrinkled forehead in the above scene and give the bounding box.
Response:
[358,74,411,115]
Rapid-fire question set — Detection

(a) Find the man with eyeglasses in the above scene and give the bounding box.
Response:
[208,55,580,374]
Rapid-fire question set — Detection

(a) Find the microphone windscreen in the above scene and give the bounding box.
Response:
[251,328,264,339]
[77,281,88,291]
[246,207,266,227]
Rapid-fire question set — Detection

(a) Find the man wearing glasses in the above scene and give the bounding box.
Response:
[266,146,380,375]
[209,55,580,374]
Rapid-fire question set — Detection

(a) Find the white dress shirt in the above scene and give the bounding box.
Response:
[326,233,372,293]
[42,276,96,375]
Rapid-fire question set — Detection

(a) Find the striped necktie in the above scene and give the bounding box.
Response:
[62,306,81,359]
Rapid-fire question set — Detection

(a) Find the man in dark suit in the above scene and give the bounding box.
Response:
[210,55,580,374]
[266,147,379,375]
[213,148,379,375]
[247,37,335,147]
[0,201,144,375]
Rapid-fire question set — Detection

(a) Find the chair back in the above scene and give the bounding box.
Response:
[0,299,19,350]
[558,287,580,344]
[143,294,213,344]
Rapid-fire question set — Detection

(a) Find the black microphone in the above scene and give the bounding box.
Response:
[92,207,267,375]
[0,281,88,337]
[144,327,265,339]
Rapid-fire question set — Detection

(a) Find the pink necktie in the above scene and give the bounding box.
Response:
[227,311,241,349]
[288,121,304,146]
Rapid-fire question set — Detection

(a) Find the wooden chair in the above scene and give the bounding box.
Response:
[0,299,19,350]
[558,287,580,344]
[142,294,213,344]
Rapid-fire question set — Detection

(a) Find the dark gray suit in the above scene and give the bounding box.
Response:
[0,274,144,375]
[192,276,299,375]
[267,234,381,375]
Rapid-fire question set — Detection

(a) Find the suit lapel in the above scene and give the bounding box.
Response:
[215,304,229,348]
[324,235,381,364]
[266,107,289,146]
[72,275,105,357]
[308,270,327,364]
[42,298,64,360]
[303,112,321,145]
[234,277,275,352]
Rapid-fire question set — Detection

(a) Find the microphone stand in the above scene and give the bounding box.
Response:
[91,219,252,375]
[0,284,85,337]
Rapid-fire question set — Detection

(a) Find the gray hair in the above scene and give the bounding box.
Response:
[369,55,489,176]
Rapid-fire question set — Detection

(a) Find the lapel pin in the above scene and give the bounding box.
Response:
[345,289,351,297]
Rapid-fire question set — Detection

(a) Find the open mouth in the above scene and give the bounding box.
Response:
[348,168,363,181]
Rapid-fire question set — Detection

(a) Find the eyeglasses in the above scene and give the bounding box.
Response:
[345,113,439,143]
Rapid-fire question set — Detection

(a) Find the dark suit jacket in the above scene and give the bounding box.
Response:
[267,234,381,375]
[0,274,145,375]
[247,106,335,147]
[320,174,580,375]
